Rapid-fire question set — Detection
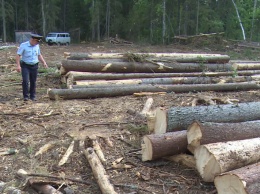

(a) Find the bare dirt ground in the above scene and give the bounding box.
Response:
[0,40,260,194]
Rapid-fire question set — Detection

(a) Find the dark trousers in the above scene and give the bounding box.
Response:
[21,61,38,99]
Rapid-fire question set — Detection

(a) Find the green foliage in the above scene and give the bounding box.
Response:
[127,124,148,136]
[2,0,260,43]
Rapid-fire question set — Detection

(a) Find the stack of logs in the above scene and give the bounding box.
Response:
[141,101,260,194]
[47,52,260,100]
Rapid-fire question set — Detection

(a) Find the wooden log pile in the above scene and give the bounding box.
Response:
[47,51,260,100]
[141,101,260,194]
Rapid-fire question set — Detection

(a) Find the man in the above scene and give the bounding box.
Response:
[16,33,48,101]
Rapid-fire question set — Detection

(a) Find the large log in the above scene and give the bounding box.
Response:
[64,71,260,85]
[233,62,260,70]
[194,137,260,182]
[73,76,255,87]
[141,131,187,161]
[60,59,233,75]
[48,82,260,100]
[187,120,260,153]
[166,101,260,131]
[214,162,260,194]
[64,52,226,58]
[64,52,230,63]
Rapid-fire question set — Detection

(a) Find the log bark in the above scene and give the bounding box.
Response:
[48,82,260,100]
[214,162,260,194]
[167,101,260,131]
[187,120,260,153]
[84,148,117,194]
[194,137,260,182]
[141,130,187,161]
[60,59,233,75]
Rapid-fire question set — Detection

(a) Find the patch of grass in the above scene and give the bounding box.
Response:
[127,124,149,135]
[227,49,259,60]
[38,67,58,75]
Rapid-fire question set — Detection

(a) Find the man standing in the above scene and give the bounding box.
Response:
[16,33,48,101]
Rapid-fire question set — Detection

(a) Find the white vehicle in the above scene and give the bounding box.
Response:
[45,32,70,45]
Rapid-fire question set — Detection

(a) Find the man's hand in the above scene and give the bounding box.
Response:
[43,62,48,68]
[16,65,21,72]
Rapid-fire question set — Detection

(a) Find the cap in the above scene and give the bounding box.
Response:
[30,33,43,40]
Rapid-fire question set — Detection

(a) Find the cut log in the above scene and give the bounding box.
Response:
[233,62,260,70]
[64,70,260,84]
[194,137,260,182]
[214,162,260,194]
[64,52,230,63]
[167,101,260,131]
[141,130,187,161]
[64,52,226,59]
[187,120,260,153]
[84,148,117,194]
[48,82,260,100]
[73,76,254,88]
[60,59,233,75]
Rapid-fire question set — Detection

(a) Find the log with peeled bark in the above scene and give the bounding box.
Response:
[60,59,233,75]
[141,130,187,161]
[64,52,226,59]
[73,75,257,88]
[214,162,260,194]
[48,82,260,100]
[233,62,260,70]
[166,101,260,131]
[194,137,260,182]
[84,148,117,194]
[64,71,260,85]
[64,52,230,63]
[187,120,260,153]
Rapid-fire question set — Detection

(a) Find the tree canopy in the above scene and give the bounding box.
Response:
[1,0,260,44]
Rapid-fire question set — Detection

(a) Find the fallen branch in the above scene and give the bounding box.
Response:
[58,140,74,166]
[16,169,91,185]
[84,148,117,194]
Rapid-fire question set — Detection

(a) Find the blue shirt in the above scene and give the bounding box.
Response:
[17,41,41,65]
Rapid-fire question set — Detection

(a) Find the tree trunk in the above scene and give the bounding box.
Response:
[84,148,117,194]
[214,162,260,194]
[141,131,187,161]
[48,82,260,100]
[60,59,233,75]
[195,137,260,182]
[187,120,260,153]
[231,0,246,40]
[167,101,260,131]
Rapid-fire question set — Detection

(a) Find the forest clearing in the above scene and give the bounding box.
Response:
[0,39,260,194]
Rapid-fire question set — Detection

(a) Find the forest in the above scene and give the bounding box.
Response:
[1,0,260,44]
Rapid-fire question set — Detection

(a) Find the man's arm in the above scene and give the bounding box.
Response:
[38,54,48,68]
[16,55,21,72]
